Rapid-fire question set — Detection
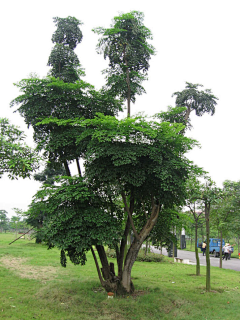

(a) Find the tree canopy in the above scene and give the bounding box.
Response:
[93,11,155,116]
[172,82,218,130]
[33,113,198,294]
[48,16,83,82]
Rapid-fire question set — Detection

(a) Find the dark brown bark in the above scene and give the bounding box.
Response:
[91,247,105,286]
[118,217,131,278]
[92,203,160,295]
[121,204,160,292]
[63,160,71,176]
[96,245,111,280]
[9,227,34,245]
[121,192,140,240]
[76,158,81,176]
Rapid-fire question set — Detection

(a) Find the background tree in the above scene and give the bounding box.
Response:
[172,82,218,131]
[0,210,9,233]
[200,178,221,291]
[93,11,155,117]
[150,209,179,254]
[185,175,205,276]
[222,180,240,255]
[10,215,21,237]
[210,193,233,267]
[0,118,39,179]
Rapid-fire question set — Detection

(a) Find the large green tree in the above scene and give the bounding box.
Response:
[13,13,200,295]
[33,114,198,294]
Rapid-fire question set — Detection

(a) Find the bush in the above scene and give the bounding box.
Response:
[106,249,164,262]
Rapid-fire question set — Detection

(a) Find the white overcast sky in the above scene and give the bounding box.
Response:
[1,0,240,218]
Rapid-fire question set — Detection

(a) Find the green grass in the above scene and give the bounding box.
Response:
[1,233,240,319]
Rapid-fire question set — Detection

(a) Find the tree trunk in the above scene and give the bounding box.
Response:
[184,106,191,124]
[92,204,160,295]
[63,160,71,176]
[123,44,131,118]
[76,158,81,176]
[238,234,239,255]
[205,202,211,291]
[121,238,143,293]
[118,217,131,278]
[219,230,223,268]
[195,223,200,276]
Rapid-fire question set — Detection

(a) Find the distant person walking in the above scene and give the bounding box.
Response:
[222,244,229,260]
[226,243,235,260]
[202,241,207,256]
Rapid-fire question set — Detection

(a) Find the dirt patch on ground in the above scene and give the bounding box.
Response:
[0,255,57,281]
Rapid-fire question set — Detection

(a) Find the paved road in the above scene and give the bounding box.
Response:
[150,246,240,272]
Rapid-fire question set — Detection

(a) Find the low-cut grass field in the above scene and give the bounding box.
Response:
[1,233,240,320]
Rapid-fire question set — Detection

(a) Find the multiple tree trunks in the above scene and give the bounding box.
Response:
[91,203,160,295]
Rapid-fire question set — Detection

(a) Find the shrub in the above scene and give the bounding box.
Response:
[106,249,164,262]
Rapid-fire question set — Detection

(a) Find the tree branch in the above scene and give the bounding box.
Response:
[121,192,140,240]
[118,216,131,277]
[91,247,105,286]
[76,158,81,176]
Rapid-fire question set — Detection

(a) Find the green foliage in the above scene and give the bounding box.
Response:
[11,77,122,165]
[94,11,155,72]
[93,11,155,109]
[48,16,83,82]
[11,14,209,293]
[51,16,83,50]
[34,164,66,185]
[150,208,181,249]
[44,113,199,242]
[172,82,218,130]
[28,176,121,267]
[156,106,187,127]
[215,180,240,238]
[0,210,9,232]
[0,118,39,179]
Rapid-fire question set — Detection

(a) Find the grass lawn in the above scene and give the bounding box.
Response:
[1,233,240,320]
